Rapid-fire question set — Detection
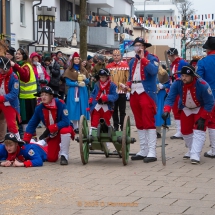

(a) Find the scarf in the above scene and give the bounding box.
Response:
[43,98,57,110]
[34,62,44,79]
[95,79,111,101]
[0,68,13,87]
[17,61,25,66]
[73,64,80,71]
[207,50,215,55]
[7,145,21,161]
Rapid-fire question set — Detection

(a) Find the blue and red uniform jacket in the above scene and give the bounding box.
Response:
[24,98,70,142]
[196,52,215,97]
[0,68,20,115]
[164,78,214,119]
[89,81,118,113]
[128,51,159,103]
[170,57,189,80]
[0,143,47,167]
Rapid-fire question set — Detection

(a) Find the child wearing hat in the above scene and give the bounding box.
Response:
[0,56,20,140]
[88,68,118,128]
[23,86,75,165]
[163,65,214,164]
[0,133,47,167]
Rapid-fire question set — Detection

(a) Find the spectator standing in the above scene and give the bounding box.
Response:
[63,52,89,133]
[44,57,60,95]
[10,48,37,135]
[92,55,106,81]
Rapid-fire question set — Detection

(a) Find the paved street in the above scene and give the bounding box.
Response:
[0,102,215,215]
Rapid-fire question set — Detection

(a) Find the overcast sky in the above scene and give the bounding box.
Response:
[190,0,215,14]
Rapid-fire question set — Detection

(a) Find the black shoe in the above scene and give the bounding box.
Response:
[114,127,119,132]
[170,136,183,140]
[204,152,215,158]
[157,132,161,138]
[183,155,190,160]
[74,128,79,134]
[143,157,157,163]
[191,159,200,164]
[131,155,145,160]
[60,155,68,165]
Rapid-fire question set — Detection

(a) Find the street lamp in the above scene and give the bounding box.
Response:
[143,0,150,39]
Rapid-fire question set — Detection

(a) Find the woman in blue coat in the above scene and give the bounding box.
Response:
[63,52,89,133]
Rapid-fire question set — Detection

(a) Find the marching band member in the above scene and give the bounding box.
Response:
[196,36,215,158]
[162,65,214,164]
[23,86,75,165]
[106,49,129,131]
[0,56,20,140]
[127,37,159,163]
[0,133,47,167]
[167,48,189,140]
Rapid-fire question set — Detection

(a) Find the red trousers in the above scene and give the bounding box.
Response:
[130,92,156,129]
[0,104,18,133]
[91,109,112,128]
[208,105,215,129]
[181,108,208,135]
[172,95,181,120]
[47,126,73,162]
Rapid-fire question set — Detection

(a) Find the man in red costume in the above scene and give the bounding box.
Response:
[167,48,189,139]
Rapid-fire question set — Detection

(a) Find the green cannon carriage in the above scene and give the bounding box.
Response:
[76,115,136,165]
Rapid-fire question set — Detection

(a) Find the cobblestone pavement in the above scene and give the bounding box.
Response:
[1,102,215,215]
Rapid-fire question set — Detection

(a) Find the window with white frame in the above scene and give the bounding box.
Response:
[20,2,25,26]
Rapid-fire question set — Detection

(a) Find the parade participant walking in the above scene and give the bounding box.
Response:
[155,65,171,138]
[127,37,159,163]
[0,133,47,167]
[23,86,75,165]
[30,52,50,89]
[106,49,129,131]
[10,48,37,135]
[162,65,214,164]
[167,48,189,140]
[0,56,20,139]
[63,52,89,133]
[196,37,215,158]
[88,68,118,128]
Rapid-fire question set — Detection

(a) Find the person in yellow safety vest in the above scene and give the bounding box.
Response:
[10,48,37,135]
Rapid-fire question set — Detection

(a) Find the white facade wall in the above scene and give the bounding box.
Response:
[10,0,34,50]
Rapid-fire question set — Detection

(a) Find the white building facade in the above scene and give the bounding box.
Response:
[10,0,35,50]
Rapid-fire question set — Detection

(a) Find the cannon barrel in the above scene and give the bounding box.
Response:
[99,118,109,133]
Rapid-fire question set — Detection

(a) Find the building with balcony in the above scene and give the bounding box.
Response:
[35,0,134,52]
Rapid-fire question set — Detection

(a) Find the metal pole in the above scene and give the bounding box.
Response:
[143,0,146,39]
[2,0,6,35]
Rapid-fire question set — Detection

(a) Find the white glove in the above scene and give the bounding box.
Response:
[78,82,86,87]
[158,83,164,89]
[126,92,130,100]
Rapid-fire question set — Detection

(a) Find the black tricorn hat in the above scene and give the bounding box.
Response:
[178,65,197,77]
[6,46,16,56]
[98,68,110,76]
[131,37,152,48]
[203,37,215,50]
[4,133,25,146]
[0,56,11,70]
[34,86,58,97]
[167,48,178,56]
